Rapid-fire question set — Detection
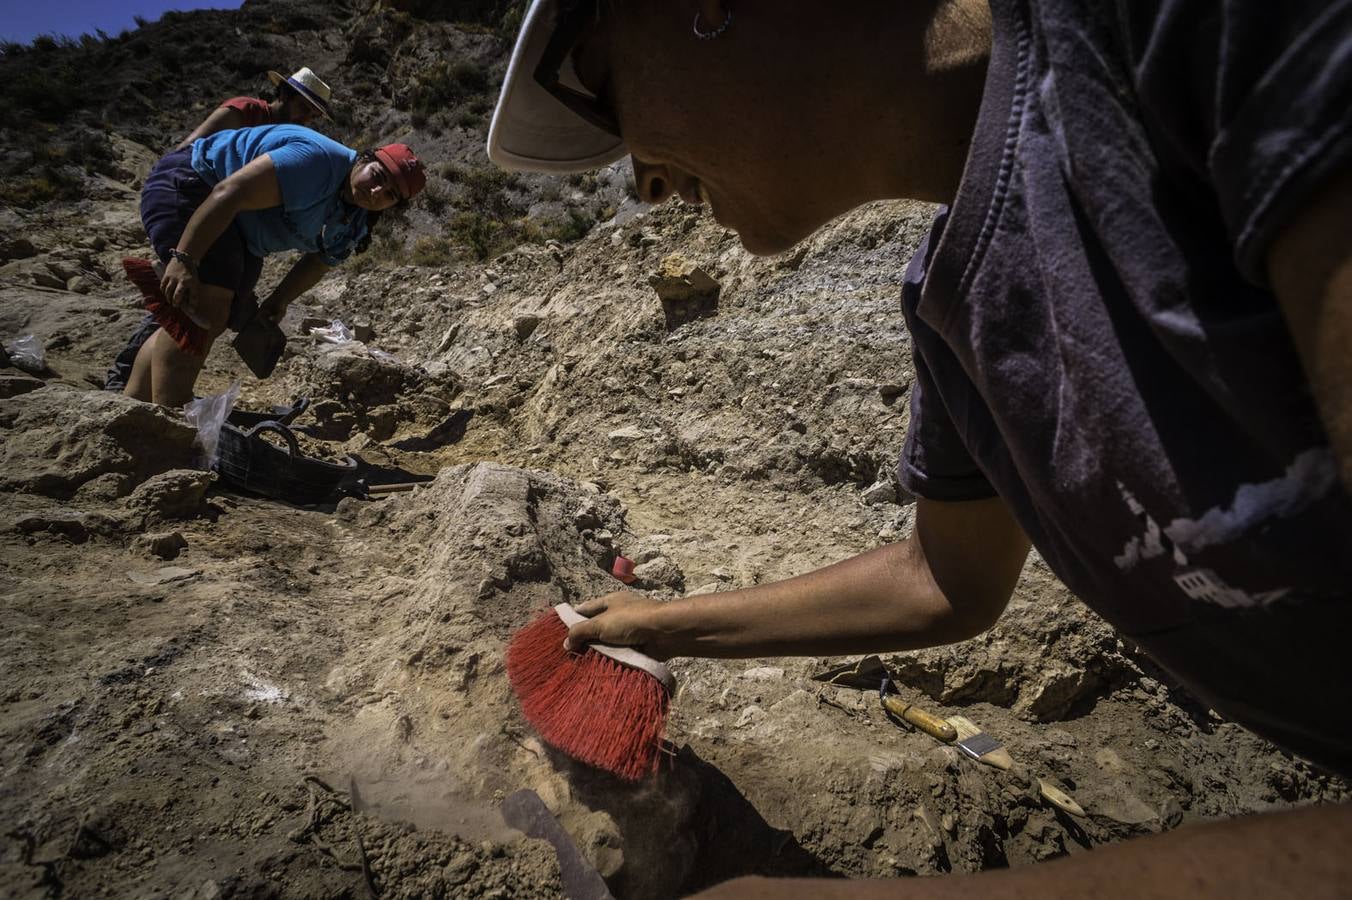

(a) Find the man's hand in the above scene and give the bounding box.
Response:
[565,591,674,658]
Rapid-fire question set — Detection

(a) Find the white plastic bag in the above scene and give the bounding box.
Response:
[310,319,354,344]
[183,381,240,469]
[4,334,46,373]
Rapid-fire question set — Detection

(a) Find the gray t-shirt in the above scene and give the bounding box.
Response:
[897,0,1352,773]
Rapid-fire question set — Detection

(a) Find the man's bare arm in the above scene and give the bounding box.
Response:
[1269,163,1352,492]
[172,106,246,152]
[566,496,1031,659]
[692,801,1352,899]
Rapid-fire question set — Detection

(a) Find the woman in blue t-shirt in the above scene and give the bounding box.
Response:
[124,124,426,406]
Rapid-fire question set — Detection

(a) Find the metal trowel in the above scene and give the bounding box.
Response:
[232,307,287,379]
[814,655,957,742]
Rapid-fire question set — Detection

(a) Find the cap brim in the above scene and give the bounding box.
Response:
[487,0,627,174]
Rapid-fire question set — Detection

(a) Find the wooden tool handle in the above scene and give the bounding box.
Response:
[1037,778,1087,818]
[882,696,958,742]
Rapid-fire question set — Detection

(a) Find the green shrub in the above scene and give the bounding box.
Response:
[347,233,404,273]
[446,211,500,261]
[409,236,453,267]
[404,59,492,116]
[544,208,596,244]
[420,181,451,217]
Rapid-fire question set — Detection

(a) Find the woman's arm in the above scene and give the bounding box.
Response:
[1269,163,1352,493]
[566,496,1030,659]
[258,253,332,323]
[172,106,246,152]
[160,154,282,308]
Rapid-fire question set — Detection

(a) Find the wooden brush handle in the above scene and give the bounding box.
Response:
[882,696,957,742]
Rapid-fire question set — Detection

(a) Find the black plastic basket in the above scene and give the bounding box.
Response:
[214,419,356,505]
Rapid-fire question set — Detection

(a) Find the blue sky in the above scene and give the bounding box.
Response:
[1,1,243,45]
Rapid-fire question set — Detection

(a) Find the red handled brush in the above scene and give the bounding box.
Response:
[506,602,675,781]
[122,257,210,356]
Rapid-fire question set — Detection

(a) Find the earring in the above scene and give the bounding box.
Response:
[693,6,732,40]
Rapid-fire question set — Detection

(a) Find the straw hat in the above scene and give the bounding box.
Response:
[267,66,332,119]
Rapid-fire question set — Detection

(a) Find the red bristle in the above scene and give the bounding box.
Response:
[122,257,210,356]
[506,609,670,782]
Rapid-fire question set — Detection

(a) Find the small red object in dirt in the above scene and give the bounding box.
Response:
[611,556,636,584]
[123,257,209,356]
[505,608,669,781]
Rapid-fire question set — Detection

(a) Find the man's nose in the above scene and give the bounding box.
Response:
[632,158,674,205]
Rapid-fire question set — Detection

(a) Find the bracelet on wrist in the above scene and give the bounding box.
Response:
[168,248,197,272]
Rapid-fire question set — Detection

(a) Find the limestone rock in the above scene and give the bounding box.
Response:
[649,252,721,329]
[134,530,188,560]
[632,555,684,591]
[122,469,216,527]
[0,387,197,499]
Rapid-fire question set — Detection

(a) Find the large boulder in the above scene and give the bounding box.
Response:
[0,386,198,500]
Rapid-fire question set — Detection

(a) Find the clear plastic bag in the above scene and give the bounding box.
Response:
[4,334,46,373]
[310,319,354,344]
[183,381,240,469]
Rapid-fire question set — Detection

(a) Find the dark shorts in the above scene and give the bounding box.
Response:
[140,147,264,331]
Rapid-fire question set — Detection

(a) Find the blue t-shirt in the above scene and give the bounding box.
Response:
[898,0,1352,774]
[191,124,368,266]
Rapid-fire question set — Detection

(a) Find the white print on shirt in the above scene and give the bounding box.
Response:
[1111,447,1338,608]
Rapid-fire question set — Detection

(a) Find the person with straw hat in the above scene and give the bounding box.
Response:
[490,1,1352,897]
[173,66,333,151]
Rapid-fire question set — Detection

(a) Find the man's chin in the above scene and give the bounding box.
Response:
[732,226,800,258]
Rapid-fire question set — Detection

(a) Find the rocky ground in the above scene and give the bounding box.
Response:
[1,4,1348,899]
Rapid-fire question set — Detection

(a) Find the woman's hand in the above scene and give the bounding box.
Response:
[564,591,678,659]
[160,256,198,311]
[258,295,289,325]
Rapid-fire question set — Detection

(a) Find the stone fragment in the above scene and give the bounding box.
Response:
[128,566,200,586]
[0,236,36,261]
[135,530,188,560]
[122,469,216,527]
[649,252,721,329]
[632,555,684,591]
[0,373,45,398]
[513,313,541,341]
[861,479,897,506]
[736,705,766,728]
[607,425,645,445]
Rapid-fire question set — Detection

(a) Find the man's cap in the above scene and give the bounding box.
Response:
[267,66,333,119]
[374,143,426,201]
[487,0,627,173]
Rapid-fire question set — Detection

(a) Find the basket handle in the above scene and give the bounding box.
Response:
[245,421,300,458]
